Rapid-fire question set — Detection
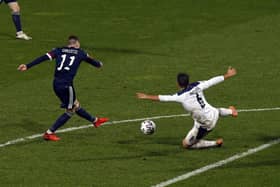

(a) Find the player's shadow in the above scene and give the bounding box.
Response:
[0,32,15,40]
[223,159,280,169]
[67,148,182,162]
[10,118,46,133]
[83,45,172,57]
[152,137,181,146]
[257,135,279,142]
[117,137,179,146]
[68,137,182,162]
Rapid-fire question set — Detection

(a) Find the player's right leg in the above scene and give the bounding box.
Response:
[43,83,75,141]
[5,0,32,40]
[182,123,222,149]
[219,106,238,117]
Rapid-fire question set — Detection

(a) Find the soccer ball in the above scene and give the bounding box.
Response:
[140,120,156,135]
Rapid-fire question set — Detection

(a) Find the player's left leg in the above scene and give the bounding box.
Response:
[73,100,109,128]
[7,1,32,40]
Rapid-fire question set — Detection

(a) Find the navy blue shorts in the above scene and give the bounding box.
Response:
[2,0,17,4]
[53,81,76,109]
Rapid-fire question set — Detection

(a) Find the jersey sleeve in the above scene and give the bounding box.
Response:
[26,55,50,69]
[197,75,224,90]
[46,48,59,60]
[158,94,183,103]
[83,53,103,68]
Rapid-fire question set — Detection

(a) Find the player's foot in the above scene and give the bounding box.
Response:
[216,138,223,147]
[229,106,238,117]
[16,31,32,40]
[93,117,109,128]
[43,132,60,141]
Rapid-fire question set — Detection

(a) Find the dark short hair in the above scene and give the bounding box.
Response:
[68,35,79,41]
[177,73,189,88]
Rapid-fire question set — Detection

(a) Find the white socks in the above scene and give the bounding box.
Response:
[46,129,53,134]
[190,140,217,149]
[219,108,233,116]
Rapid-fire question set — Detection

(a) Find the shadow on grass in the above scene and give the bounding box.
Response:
[67,137,184,162]
[83,45,172,57]
[0,32,15,40]
[67,148,182,162]
[152,137,181,146]
[257,135,279,142]
[117,137,179,146]
[8,118,47,133]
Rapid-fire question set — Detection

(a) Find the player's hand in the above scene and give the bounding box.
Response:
[136,93,147,99]
[17,64,27,72]
[224,66,236,79]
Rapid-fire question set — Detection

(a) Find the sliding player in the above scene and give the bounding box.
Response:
[18,35,108,141]
[1,0,32,40]
[137,67,238,149]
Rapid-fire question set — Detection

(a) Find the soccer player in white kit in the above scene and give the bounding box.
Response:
[137,67,238,149]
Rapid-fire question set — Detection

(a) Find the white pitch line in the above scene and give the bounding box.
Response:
[152,138,280,187]
[0,107,279,149]
[237,107,280,112]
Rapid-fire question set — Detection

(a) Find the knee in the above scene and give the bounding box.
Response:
[182,139,191,149]
[65,100,80,114]
[10,4,20,13]
[73,100,80,111]
[15,5,20,12]
[65,109,75,117]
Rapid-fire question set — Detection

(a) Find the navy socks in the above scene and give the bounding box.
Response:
[49,108,95,133]
[50,113,72,132]
[76,108,95,122]
[12,12,22,32]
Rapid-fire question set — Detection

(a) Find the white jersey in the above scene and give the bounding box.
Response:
[158,76,224,129]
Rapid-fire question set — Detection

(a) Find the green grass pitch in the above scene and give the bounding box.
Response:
[0,0,280,186]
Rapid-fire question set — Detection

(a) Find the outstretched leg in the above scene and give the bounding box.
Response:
[74,100,109,127]
[75,101,96,122]
[219,106,238,117]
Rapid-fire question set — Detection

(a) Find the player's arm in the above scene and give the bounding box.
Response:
[137,93,181,102]
[17,51,56,72]
[137,93,160,101]
[198,67,237,90]
[84,55,103,68]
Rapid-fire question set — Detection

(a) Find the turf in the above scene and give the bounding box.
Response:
[0,0,279,186]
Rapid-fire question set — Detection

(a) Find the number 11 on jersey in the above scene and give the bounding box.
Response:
[57,54,76,71]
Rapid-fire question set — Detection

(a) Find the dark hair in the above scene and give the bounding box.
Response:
[177,73,189,88]
[68,35,79,41]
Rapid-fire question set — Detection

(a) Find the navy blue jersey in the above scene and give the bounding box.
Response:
[26,46,102,84]
[47,47,88,83]
[2,0,17,4]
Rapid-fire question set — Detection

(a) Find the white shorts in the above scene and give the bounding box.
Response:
[184,107,219,145]
[191,107,219,130]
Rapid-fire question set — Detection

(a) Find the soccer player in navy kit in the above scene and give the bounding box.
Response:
[1,0,32,40]
[18,36,108,141]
